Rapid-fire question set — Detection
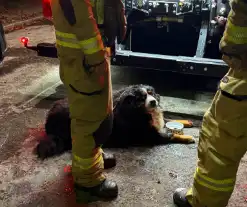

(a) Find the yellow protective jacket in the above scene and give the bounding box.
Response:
[50,0,126,65]
[51,0,106,67]
[220,0,247,70]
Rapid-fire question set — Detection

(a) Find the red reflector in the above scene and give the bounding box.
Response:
[20,37,29,46]
[42,0,52,20]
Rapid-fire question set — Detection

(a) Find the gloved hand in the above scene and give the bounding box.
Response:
[83,48,110,74]
[215,16,227,27]
[104,0,127,47]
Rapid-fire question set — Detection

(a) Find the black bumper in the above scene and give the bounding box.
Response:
[111,49,228,78]
[24,42,228,78]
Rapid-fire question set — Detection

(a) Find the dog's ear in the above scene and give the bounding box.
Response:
[122,94,135,105]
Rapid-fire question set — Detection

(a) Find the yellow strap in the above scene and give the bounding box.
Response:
[194,167,235,192]
[224,20,247,44]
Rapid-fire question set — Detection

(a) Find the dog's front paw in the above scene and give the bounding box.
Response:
[171,134,195,144]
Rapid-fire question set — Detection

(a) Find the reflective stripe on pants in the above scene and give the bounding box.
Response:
[73,148,103,170]
[194,167,235,192]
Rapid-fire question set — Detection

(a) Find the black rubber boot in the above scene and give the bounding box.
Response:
[173,188,192,207]
[102,152,116,169]
[74,179,118,203]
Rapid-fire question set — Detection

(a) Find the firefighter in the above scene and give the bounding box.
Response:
[50,0,126,203]
[173,0,247,206]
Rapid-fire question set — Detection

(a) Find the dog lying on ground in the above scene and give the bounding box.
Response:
[36,84,194,160]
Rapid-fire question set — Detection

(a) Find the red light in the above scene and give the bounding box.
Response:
[20,37,29,46]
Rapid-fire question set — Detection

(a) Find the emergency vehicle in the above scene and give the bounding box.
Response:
[21,0,230,77]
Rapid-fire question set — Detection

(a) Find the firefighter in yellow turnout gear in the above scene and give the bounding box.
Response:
[50,0,126,203]
[173,0,247,206]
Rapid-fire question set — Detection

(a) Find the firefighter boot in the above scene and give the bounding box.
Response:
[173,188,192,207]
[102,152,116,169]
[75,179,118,203]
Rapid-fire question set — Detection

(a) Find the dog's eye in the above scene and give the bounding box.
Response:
[147,90,153,95]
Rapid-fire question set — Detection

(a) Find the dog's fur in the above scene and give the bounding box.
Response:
[36,84,188,159]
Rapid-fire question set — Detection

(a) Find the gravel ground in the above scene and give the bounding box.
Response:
[0,25,56,119]
[0,0,42,25]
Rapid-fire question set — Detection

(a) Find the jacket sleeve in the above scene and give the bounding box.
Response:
[219,0,247,56]
[70,0,106,65]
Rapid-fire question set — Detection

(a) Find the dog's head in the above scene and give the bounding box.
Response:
[117,85,160,112]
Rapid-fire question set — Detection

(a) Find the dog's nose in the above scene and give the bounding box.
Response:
[150,100,157,107]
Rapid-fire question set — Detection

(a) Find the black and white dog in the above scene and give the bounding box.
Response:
[36,84,192,159]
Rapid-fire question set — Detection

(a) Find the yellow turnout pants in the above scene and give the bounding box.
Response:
[59,51,113,187]
[186,68,247,206]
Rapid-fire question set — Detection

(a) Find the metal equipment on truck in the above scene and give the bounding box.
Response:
[21,0,230,77]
